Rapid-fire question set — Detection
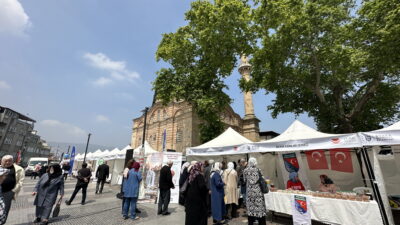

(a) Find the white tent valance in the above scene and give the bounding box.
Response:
[359,121,400,146]
[187,127,253,156]
[255,120,362,152]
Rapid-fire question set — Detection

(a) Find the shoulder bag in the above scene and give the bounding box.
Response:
[258,169,269,194]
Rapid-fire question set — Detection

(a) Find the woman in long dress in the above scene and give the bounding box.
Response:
[184,162,208,225]
[210,162,226,225]
[32,164,64,225]
[244,158,267,225]
[179,162,190,205]
[223,162,238,219]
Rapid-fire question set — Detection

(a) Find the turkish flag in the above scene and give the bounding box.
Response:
[330,148,353,173]
[306,150,328,170]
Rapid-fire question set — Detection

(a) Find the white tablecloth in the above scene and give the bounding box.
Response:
[265,192,383,225]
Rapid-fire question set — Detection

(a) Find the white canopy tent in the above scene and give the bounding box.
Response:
[359,121,400,146]
[255,120,362,152]
[133,141,158,156]
[108,148,120,160]
[186,127,253,156]
[118,145,132,159]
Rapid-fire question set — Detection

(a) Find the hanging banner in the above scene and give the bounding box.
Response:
[141,152,163,202]
[140,152,182,203]
[292,195,311,225]
[305,150,329,170]
[162,129,167,152]
[16,150,22,164]
[162,152,182,203]
[330,148,353,173]
[279,152,310,190]
[69,146,76,174]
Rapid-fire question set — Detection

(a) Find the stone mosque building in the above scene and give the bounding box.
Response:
[130,56,277,154]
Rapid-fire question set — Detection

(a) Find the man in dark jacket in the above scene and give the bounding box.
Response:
[204,159,214,216]
[158,160,174,216]
[62,162,71,181]
[65,163,92,205]
[95,161,109,194]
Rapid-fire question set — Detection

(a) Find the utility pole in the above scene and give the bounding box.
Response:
[83,133,92,163]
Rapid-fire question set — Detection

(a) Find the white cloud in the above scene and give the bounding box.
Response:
[93,77,113,87]
[37,119,87,143]
[0,0,31,36]
[0,80,11,90]
[95,115,111,123]
[83,52,140,86]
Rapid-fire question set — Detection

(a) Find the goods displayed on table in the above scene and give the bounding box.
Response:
[273,189,370,201]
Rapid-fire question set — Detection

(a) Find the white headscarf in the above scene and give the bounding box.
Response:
[211,162,222,178]
[227,162,234,171]
[248,157,257,167]
[181,162,190,174]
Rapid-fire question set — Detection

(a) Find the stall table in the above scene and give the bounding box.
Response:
[265,192,383,225]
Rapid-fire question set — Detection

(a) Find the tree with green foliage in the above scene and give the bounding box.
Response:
[154,0,400,141]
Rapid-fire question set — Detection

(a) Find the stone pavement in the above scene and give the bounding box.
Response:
[6,178,291,225]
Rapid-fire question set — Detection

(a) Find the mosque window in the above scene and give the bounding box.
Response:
[176,129,183,143]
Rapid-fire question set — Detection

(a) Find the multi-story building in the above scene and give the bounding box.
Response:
[0,106,50,163]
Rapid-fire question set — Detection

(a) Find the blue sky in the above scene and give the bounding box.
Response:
[0,0,315,149]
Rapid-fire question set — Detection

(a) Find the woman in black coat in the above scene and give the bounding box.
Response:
[184,162,208,225]
[33,164,64,225]
[179,162,190,205]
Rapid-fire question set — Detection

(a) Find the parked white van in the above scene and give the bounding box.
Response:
[25,157,48,176]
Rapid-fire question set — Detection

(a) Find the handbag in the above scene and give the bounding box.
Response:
[258,169,269,194]
[52,198,62,218]
[179,178,189,195]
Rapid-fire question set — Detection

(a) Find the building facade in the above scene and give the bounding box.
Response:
[0,106,50,163]
[131,56,270,154]
[131,101,243,154]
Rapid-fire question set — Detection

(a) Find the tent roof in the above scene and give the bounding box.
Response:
[110,148,120,154]
[133,141,158,155]
[378,121,400,131]
[261,120,339,143]
[192,127,252,149]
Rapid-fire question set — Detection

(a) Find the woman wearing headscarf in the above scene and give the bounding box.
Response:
[179,162,190,205]
[286,172,305,191]
[318,174,338,193]
[244,158,267,225]
[184,162,208,225]
[122,162,142,220]
[210,162,226,225]
[32,164,64,225]
[223,162,238,219]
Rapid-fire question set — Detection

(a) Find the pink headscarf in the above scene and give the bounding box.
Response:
[189,162,203,183]
[132,162,140,172]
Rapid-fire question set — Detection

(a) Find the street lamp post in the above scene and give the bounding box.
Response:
[141,107,149,156]
[83,133,92,163]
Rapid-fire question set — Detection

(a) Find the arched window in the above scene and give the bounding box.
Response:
[176,129,183,143]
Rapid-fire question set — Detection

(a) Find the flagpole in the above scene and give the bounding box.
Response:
[83,133,92,164]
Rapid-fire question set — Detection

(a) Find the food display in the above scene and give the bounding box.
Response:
[274,189,370,202]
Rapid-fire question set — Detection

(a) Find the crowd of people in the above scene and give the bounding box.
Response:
[179,157,269,225]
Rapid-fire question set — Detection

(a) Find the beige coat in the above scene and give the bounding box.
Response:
[223,169,238,205]
[13,164,25,198]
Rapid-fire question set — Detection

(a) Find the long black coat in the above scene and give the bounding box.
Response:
[159,165,174,190]
[184,174,208,225]
[96,164,109,180]
[34,174,64,208]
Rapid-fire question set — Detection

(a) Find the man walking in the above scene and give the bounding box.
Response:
[95,160,109,194]
[65,163,91,205]
[62,162,71,181]
[1,155,25,223]
[158,160,174,216]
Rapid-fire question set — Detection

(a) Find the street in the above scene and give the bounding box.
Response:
[7,177,291,225]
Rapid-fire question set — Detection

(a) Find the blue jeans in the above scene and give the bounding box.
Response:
[123,197,137,218]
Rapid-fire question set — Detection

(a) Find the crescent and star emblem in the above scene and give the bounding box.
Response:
[311,151,322,162]
[334,151,347,163]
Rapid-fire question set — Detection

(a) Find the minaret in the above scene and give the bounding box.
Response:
[238,55,260,142]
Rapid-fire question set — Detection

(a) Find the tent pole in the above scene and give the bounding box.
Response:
[356,148,368,187]
[360,147,389,225]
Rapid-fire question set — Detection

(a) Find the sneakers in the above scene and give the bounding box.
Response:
[65,200,71,205]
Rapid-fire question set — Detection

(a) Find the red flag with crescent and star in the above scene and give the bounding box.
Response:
[330,148,353,173]
[305,150,328,170]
